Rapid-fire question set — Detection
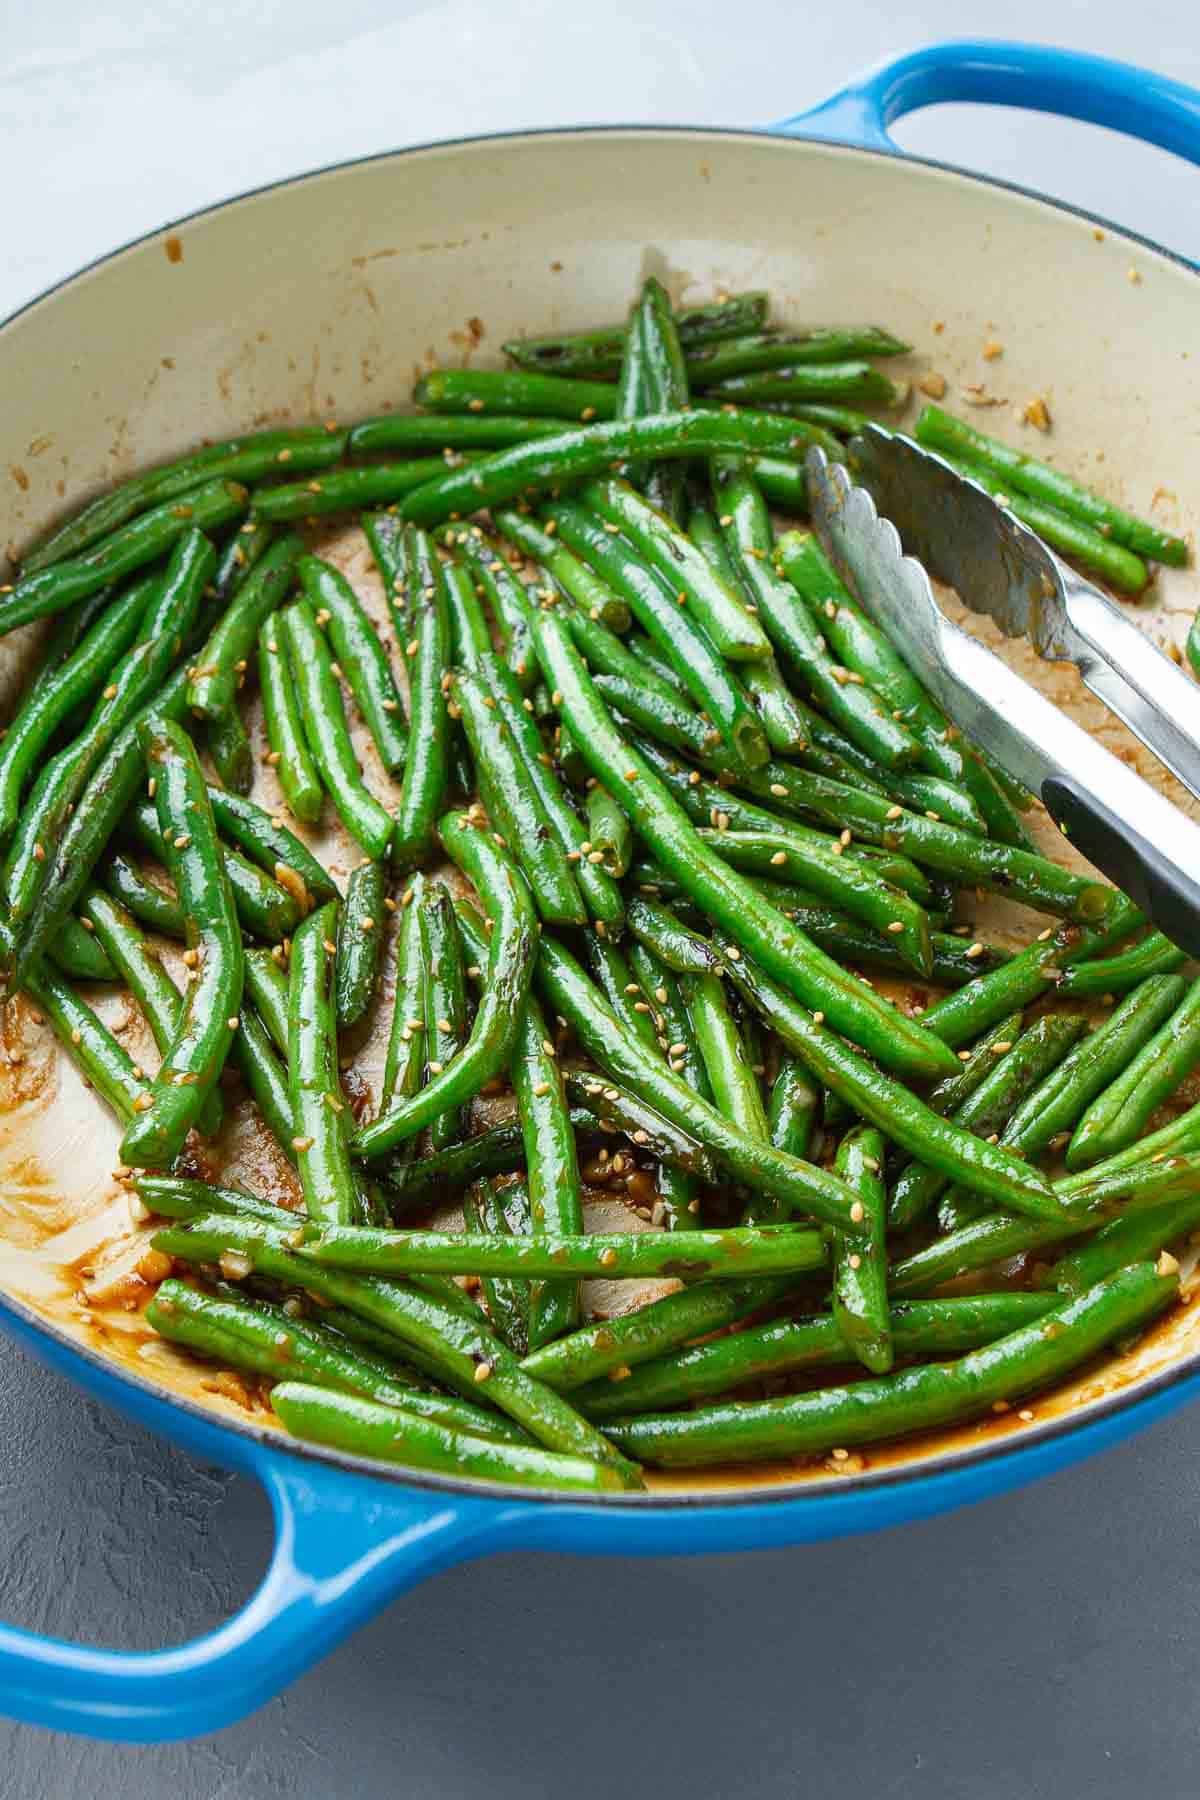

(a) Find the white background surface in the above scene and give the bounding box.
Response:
[3,4,1200,1795]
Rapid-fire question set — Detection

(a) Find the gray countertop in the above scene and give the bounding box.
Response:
[3,5,1200,1793]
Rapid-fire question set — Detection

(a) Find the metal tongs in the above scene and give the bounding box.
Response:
[806,427,1200,955]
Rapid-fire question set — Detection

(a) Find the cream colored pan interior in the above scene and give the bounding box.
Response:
[0,128,1197,1495]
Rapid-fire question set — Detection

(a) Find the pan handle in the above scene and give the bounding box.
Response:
[771,39,1200,167]
[0,1443,512,1742]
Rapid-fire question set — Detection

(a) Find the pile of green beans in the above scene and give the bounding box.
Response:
[5,273,1192,1496]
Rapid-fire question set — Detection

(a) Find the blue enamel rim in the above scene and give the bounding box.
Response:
[1,100,1198,1516]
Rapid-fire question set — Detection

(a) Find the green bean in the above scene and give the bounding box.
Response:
[774,530,1036,849]
[437,557,490,668]
[628,939,710,1094]
[605,1263,1175,1466]
[590,950,708,1231]
[478,650,623,929]
[452,533,537,687]
[355,814,538,1156]
[23,430,341,575]
[146,1278,522,1443]
[207,704,253,794]
[98,855,182,941]
[586,478,769,661]
[1055,932,1187,997]
[521,1278,793,1393]
[186,532,303,721]
[453,665,586,926]
[502,292,769,374]
[152,1211,638,1478]
[545,590,682,708]
[684,327,909,386]
[44,917,117,983]
[892,1013,1086,1233]
[626,895,723,976]
[270,1382,629,1493]
[280,599,393,859]
[719,946,1059,1220]
[917,913,1142,1046]
[698,827,933,978]
[747,456,810,516]
[24,962,148,1120]
[631,277,691,520]
[891,1153,1200,1297]
[335,859,387,1028]
[1047,1194,1200,1295]
[768,402,872,436]
[118,720,244,1166]
[585,933,658,1052]
[584,781,631,879]
[539,934,861,1227]
[829,1125,891,1373]
[634,743,935,944]
[683,972,770,1143]
[544,498,769,771]
[5,549,205,933]
[243,946,289,1053]
[768,1058,820,1162]
[713,461,921,770]
[417,367,621,421]
[349,414,569,455]
[1067,980,1200,1170]
[882,772,987,836]
[713,751,1119,927]
[257,612,323,825]
[462,1177,531,1357]
[9,660,190,984]
[295,554,408,773]
[508,980,584,1344]
[389,530,449,871]
[1058,1102,1200,1185]
[755,892,1009,987]
[361,508,406,609]
[388,1109,598,1206]
[287,900,354,1224]
[297,1220,828,1283]
[531,609,956,1082]
[1002,976,1188,1161]
[126,798,301,941]
[0,583,146,839]
[398,410,838,529]
[251,461,459,522]
[562,1068,716,1180]
[82,886,222,1136]
[419,885,469,1151]
[214,520,274,599]
[489,510,631,633]
[914,404,1186,567]
[0,480,246,637]
[577,1291,1063,1417]
[591,669,719,762]
[706,362,908,409]
[378,875,427,1118]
